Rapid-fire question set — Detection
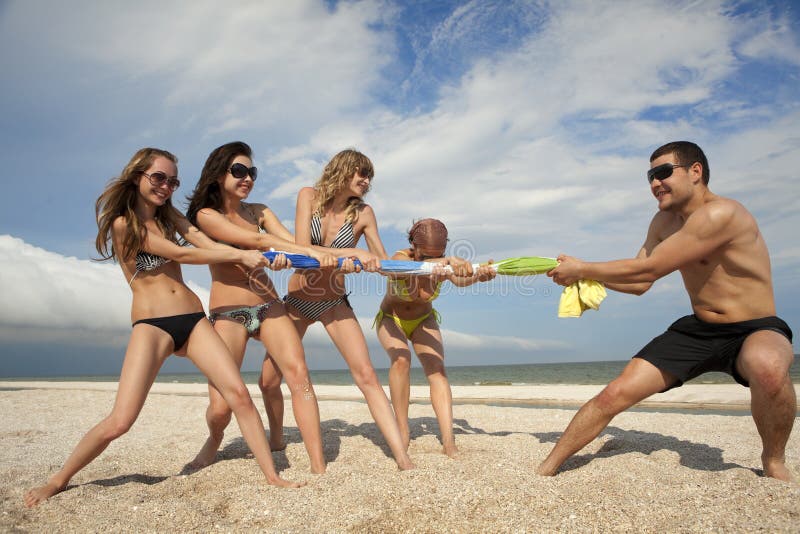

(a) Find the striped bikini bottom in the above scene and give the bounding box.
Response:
[283,294,351,322]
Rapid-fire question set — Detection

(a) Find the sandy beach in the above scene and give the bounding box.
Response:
[1,381,798,532]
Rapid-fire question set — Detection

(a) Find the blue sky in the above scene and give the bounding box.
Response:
[1,0,798,376]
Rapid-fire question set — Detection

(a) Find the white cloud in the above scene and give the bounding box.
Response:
[0,235,210,346]
[438,328,568,351]
[0,235,130,332]
[261,2,744,258]
[0,0,396,144]
[736,9,800,66]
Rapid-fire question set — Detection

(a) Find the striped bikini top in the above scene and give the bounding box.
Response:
[129,251,171,285]
[310,213,356,249]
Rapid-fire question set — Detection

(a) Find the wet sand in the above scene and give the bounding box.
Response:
[1,381,798,532]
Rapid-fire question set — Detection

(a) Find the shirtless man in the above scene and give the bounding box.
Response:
[538,141,795,481]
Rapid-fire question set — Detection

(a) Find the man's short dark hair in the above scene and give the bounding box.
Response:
[650,141,710,184]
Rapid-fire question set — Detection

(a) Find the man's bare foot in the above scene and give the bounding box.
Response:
[443,442,459,459]
[185,436,221,471]
[267,430,286,452]
[23,481,65,507]
[763,457,795,483]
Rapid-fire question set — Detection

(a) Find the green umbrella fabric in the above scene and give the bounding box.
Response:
[487,256,558,276]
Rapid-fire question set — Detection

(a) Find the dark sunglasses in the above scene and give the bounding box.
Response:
[357,167,374,179]
[142,171,180,192]
[647,163,691,183]
[229,162,258,181]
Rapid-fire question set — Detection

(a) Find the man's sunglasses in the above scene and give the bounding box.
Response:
[647,163,692,183]
[143,171,180,192]
[229,163,258,181]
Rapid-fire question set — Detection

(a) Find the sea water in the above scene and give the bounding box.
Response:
[7,357,798,386]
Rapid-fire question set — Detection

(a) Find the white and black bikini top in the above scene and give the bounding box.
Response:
[129,251,171,285]
[310,213,356,249]
[135,251,170,271]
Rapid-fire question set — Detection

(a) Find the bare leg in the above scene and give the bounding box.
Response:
[377,318,413,449]
[259,355,286,451]
[412,320,457,457]
[323,306,415,470]
[187,320,248,469]
[536,358,674,476]
[183,320,303,487]
[24,325,173,507]
[736,330,796,482]
[259,304,325,473]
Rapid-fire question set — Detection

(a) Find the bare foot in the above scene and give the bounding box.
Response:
[443,442,459,459]
[535,461,558,477]
[763,457,795,483]
[267,476,306,488]
[396,454,416,471]
[185,436,221,471]
[268,430,286,452]
[24,481,65,507]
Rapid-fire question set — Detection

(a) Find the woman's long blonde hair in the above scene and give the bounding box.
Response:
[313,149,373,222]
[95,148,180,262]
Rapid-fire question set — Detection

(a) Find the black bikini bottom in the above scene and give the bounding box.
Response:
[132,312,206,351]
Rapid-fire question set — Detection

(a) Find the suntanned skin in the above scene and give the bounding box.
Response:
[261,170,419,470]
[537,152,796,482]
[187,153,335,474]
[377,244,495,457]
[24,156,304,508]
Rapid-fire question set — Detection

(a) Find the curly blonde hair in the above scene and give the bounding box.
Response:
[313,149,374,223]
[95,148,181,262]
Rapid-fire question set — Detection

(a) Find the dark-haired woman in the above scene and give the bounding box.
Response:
[24,148,302,507]
[185,142,333,474]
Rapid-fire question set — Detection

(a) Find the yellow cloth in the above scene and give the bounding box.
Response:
[558,279,607,318]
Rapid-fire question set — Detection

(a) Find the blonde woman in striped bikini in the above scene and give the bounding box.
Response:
[264,149,417,469]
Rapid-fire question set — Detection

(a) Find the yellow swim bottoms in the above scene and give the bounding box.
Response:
[372,308,441,339]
